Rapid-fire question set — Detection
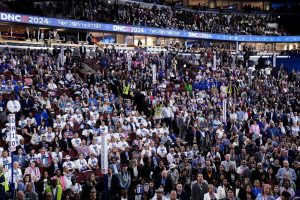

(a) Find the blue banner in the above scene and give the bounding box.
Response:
[1,12,300,42]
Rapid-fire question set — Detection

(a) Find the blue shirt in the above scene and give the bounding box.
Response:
[276,167,297,182]
[252,187,262,198]
[255,193,275,200]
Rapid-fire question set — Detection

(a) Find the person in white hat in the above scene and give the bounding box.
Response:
[151,188,168,200]
[62,155,75,173]
[168,163,179,185]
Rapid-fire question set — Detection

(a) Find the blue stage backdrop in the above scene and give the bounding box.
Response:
[1,12,300,42]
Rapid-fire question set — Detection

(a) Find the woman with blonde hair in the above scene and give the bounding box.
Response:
[255,184,275,200]
[204,184,217,200]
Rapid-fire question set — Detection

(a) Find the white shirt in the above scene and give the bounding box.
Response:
[66,73,74,82]
[136,128,150,137]
[0,157,12,171]
[141,148,152,157]
[99,125,108,134]
[167,153,175,164]
[48,82,57,90]
[82,129,93,137]
[204,192,217,200]
[117,141,129,151]
[53,121,66,129]
[230,113,237,121]
[157,146,167,157]
[63,160,76,170]
[89,144,101,156]
[88,157,98,168]
[74,159,88,171]
[25,117,37,126]
[51,152,63,161]
[71,137,82,149]
[71,183,82,194]
[42,131,55,143]
[72,114,84,123]
[161,106,173,118]
[5,168,22,183]
[109,142,118,150]
[217,186,227,200]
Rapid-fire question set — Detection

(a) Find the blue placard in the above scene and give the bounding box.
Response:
[1,12,300,42]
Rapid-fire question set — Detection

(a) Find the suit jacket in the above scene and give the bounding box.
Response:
[87,35,94,45]
[251,169,266,182]
[21,97,34,113]
[203,192,217,200]
[140,164,152,180]
[155,176,173,194]
[60,139,72,152]
[177,116,185,128]
[255,152,265,163]
[103,173,119,193]
[150,156,161,171]
[202,171,217,184]
[80,46,86,54]
[177,191,189,200]
[24,31,31,39]
[128,166,142,181]
[191,181,208,200]
[220,160,236,172]
[153,165,164,178]
[108,163,121,174]
[48,163,63,176]
[120,151,132,165]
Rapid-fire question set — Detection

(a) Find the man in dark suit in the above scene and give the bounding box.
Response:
[80,44,86,58]
[251,162,266,182]
[153,159,164,178]
[108,157,121,175]
[48,158,62,177]
[202,166,216,184]
[20,93,34,117]
[120,147,132,165]
[176,112,186,139]
[60,133,72,152]
[191,173,208,200]
[24,27,31,40]
[16,138,29,155]
[155,170,174,195]
[87,34,94,45]
[102,168,120,200]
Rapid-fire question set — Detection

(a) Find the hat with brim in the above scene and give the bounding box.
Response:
[169,163,176,169]
[156,188,164,193]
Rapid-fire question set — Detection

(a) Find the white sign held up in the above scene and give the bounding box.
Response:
[101,134,108,174]
[9,114,17,152]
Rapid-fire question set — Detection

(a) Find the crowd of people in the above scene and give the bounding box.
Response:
[25,0,285,36]
[0,41,299,200]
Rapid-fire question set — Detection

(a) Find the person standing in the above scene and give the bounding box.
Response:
[177,112,186,140]
[45,177,62,200]
[0,165,9,200]
[191,173,208,200]
[87,34,94,45]
[24,182,39,200]
[161,103,174,129]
